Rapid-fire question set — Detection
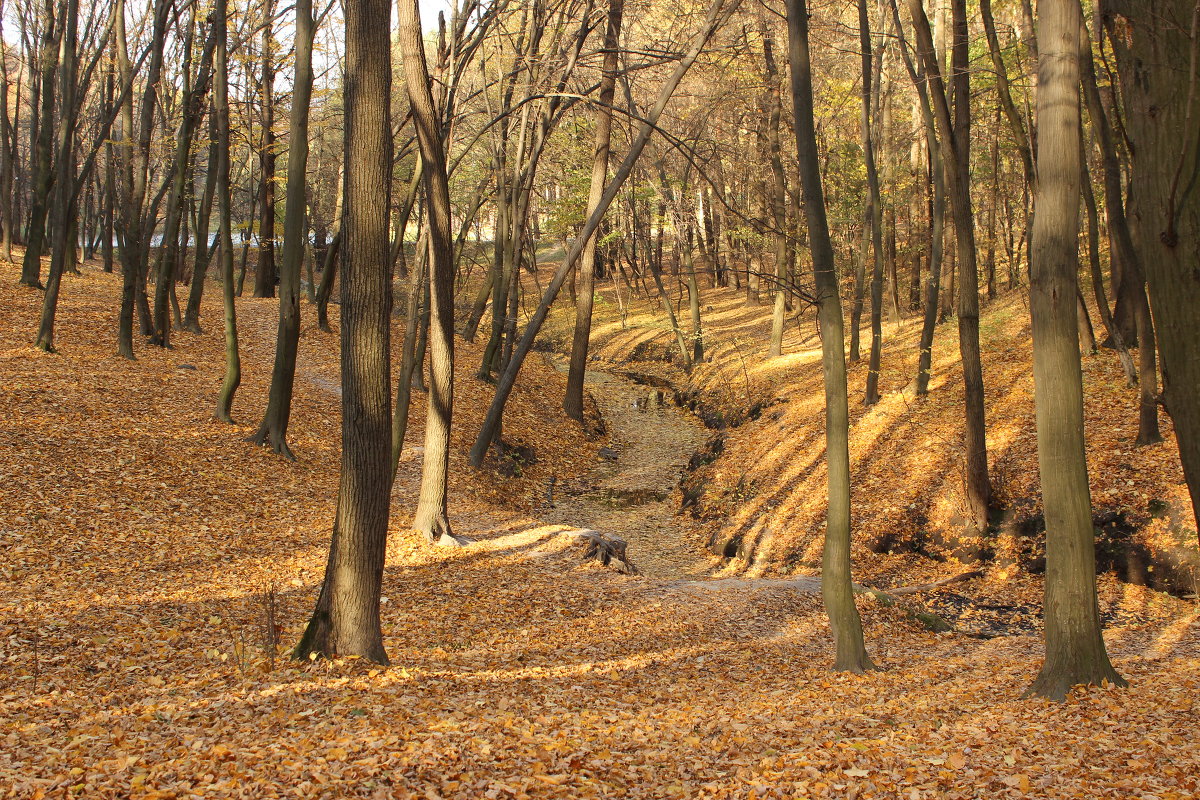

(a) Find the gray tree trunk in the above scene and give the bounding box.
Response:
[786,0,875,674]
[1024,0,1125,700]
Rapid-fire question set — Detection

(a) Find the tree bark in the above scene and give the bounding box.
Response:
[1105,0,1200,540]
[1024,0,1125,700]
[251,0,315,458]
[252,0,277,299]
[786,0,875,673]
[296,0,393,664]
[907,0,989,530]
[859,0,885,406]
[399,0,461,547]
[213,0,240,423]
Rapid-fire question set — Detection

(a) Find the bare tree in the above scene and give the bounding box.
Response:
[296,0,393,663]
[1024,0,1125,701]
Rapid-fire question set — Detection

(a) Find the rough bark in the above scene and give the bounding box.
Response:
[1024,0,1125,700]
[296,0,393,664]
[1105,0,1200,540]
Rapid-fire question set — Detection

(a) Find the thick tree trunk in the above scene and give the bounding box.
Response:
[786,0,875,673]
[563,0,623,422]
[296,0,393,664]
[251,0,315,458]
[1024,0,1125,700]
[1105,0,1200,536]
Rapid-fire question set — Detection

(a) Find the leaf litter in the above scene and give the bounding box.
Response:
[0,254,1198,799]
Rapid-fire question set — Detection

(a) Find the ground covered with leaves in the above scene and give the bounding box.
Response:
[2,255,1199,798]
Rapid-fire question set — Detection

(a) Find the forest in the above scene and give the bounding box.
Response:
[1,0,1198,796]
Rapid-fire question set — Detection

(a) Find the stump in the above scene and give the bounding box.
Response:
[565,529,639,575]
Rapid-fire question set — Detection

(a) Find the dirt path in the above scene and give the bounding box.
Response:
[539,357,716,579]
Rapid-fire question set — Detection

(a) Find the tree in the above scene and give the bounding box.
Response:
[251,0,316,458]
[252,0,277,299]
[563,0,625,422]
[785,0,875,673]
[296,0,393,663]
[906,0,989,532]
[1105,0,1200,540]
[399,0,459,546]
[1024,0,1125,700]
[214,0,240,422]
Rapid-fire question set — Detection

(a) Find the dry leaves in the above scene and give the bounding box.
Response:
[1,253,1198,799]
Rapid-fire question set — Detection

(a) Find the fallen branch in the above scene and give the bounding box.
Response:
[882,570,983,597]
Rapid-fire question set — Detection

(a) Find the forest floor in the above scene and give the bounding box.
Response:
[2,252,1199,799]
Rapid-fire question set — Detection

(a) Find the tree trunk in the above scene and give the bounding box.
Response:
[182,109,219,333]
[1080,19,1161,446]
[20,0,58,290]
[253,0,277,299]
[35,0,78,351]
[563,0,623,422]
[0,2,13,264]
[296,0,393,664]
[1105,2,1200,523]
[786,0,875,673]
[399,0,461,547]
[213,0,240,423]
[888,0,942,395]
[907,0,989,530]
[1024,0,1125,700]
[251,0,314,458]
[859,0,885,406]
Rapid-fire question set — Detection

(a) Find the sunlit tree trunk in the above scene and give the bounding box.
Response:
[400,0,460,546]
[786,0,875,673]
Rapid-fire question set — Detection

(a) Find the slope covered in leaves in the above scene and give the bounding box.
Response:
[2,254,1199,799]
